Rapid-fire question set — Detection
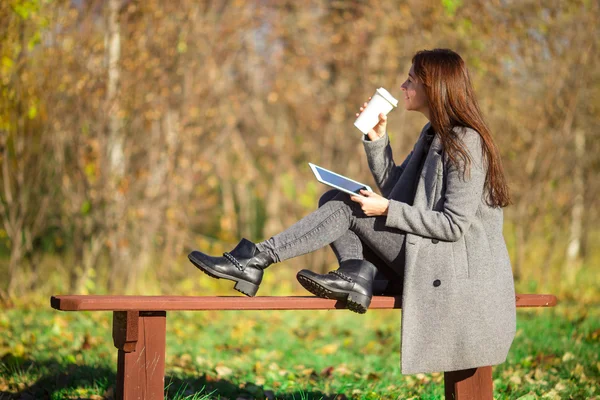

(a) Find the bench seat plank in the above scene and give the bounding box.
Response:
[51,294,557,311]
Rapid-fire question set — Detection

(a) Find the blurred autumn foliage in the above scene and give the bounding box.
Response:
[0,0,598,300]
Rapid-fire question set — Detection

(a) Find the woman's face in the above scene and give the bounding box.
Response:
[400,64,429,115]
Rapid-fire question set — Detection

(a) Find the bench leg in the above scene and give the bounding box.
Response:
[444,366,493,400]
[113,310,167,400]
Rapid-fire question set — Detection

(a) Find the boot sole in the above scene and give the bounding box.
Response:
[296,273,370,314]
[188,254,259,297]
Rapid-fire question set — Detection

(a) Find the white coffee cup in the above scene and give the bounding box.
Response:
[354,87,399,135]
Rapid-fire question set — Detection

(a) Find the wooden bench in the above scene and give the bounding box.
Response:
[50,294,557,400]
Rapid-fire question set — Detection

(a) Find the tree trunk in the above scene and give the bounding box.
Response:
[512,205,527,283]
[7,234,23,297]
[106,0,123,176]
[75,236,105,293]
[105,0,127,292]
[566,128,585,284]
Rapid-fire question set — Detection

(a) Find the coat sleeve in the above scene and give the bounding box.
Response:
[384,128,486,242]
[363,133,415,198]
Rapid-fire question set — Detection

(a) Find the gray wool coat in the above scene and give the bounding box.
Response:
[362,123,517,375]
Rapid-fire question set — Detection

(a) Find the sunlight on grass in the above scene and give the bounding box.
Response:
[1,250,598,399]
[0,301,598,399]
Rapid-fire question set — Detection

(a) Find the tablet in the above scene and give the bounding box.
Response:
[309,163,373,197]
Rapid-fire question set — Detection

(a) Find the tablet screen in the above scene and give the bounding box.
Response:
[313,165,368,194]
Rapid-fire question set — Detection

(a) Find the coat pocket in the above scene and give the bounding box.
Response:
[451,236,469,279]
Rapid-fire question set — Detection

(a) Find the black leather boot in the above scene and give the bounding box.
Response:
[296,259,378,314]
[188,238,274,297]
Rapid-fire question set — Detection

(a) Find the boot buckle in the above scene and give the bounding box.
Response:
[223,252,244,271]
[329,270,353,282]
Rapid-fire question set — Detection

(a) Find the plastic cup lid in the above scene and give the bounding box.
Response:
[376,87,398,107]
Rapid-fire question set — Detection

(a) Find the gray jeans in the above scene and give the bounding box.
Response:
[256,190,406,282]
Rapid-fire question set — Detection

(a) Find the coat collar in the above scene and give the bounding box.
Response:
[422,122,443,155]
[429,133,443,155]
[415,123,443,209]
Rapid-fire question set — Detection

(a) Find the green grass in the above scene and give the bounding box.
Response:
[0,303,598,399]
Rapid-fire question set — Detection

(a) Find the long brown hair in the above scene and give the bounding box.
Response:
[412,49,511,207]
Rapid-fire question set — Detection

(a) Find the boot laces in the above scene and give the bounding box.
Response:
[223,252,244,271]
[329,270,353,282]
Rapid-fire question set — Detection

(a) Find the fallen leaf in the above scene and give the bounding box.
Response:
[516,392,538,400]
[178,353,192,366]
[316,343,339,355]
[334,365,352,376]
[367,372,380,381]
[320,366,334,377]
[195,356,206,365]
[554,381,567,392]
[541,389,561,400]
[216,365,233,378]
[562,352,575,362]
[534,368,544,380]
[253,361,263,374]
[103,386,115,398]
[268,362,280,371]
[510,375,522,385]
[535,353,559,365]
[574,363,587,383]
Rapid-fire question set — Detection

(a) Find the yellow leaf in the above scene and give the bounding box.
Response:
[1,56,13,68]
[27,104,37,119]
[253,361,263,374]
[316,343,339,355]
[541,389,561,400]
[13,343,25,357]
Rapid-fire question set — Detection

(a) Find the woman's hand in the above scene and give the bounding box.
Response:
[350,190,390,216]
[356,97,388,141]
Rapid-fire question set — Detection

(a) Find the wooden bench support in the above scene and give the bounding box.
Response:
[51,295,557,399]
[112,310,167,400]
[445,366,493,400]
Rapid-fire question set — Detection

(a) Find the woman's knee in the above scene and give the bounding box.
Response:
[318,189,342,208]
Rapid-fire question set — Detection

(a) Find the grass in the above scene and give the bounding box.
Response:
[0,301,599,399]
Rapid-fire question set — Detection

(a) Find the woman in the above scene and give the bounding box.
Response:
[189,48,517,374]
